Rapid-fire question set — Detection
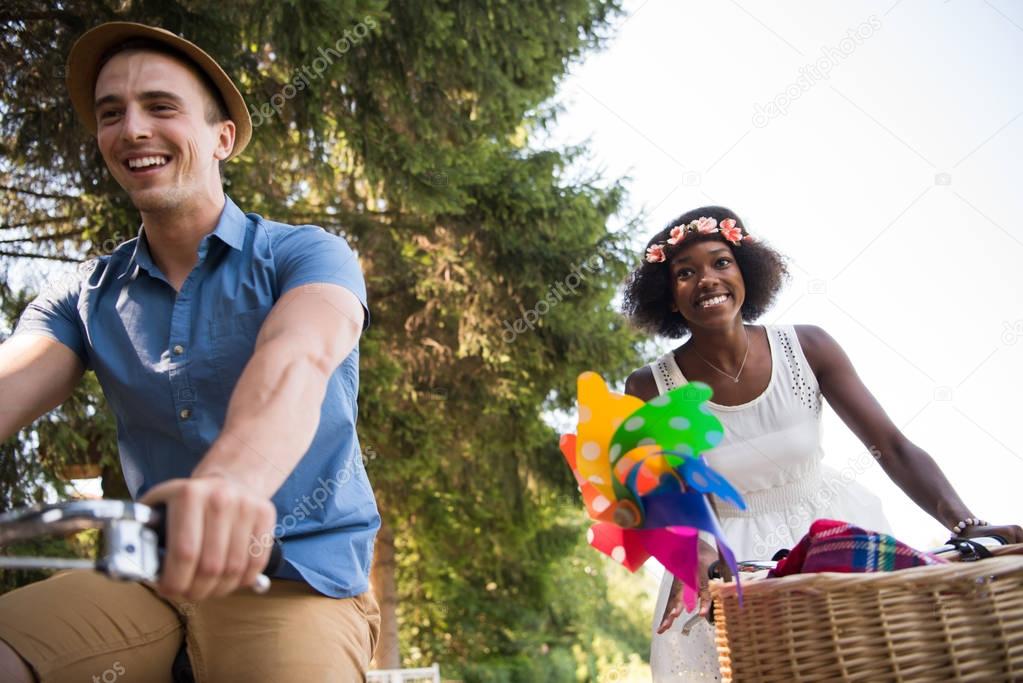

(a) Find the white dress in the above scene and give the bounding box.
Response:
[648,325,891,681]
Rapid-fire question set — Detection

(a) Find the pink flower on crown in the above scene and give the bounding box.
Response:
[720,218,737,231]
[720,223,743,244]
[646,244,666,263]
[666,225,687,245]
[695,217,718,234]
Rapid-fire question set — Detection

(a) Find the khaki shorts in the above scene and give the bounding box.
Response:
[0,570,380,683]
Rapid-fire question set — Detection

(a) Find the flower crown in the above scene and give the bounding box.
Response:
[645,217,754,263]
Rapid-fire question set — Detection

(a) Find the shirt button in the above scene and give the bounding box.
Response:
[179,408,192,420]
[173,345,185,355]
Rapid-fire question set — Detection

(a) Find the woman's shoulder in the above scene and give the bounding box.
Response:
[788,324,838,376]
[625,365,659,401]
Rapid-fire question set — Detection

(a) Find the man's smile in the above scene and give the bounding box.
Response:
[123,153,172,176]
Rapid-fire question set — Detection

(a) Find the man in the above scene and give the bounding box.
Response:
[0,22,380,682]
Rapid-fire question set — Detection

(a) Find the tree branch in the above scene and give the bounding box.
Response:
[0,215,76,231]
[0,185,80,201]
[0,250,82,263]
[0,10,84,27]
[0,228,87,244]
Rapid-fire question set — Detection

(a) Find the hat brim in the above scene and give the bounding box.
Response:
[66,22,251,161]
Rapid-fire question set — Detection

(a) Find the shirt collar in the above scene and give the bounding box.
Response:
[117,195,247,279]
[209,195,247,252]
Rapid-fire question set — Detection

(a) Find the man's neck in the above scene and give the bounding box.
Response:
[140,189,226,286]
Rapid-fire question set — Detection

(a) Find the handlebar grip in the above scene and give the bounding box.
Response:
[265,537,283,575]
[149,503,283,577]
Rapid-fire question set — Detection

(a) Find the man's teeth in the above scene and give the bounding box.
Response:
[699,295,728,308]
[128,156,169,169]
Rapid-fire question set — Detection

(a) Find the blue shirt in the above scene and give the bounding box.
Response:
[14,196,379,598]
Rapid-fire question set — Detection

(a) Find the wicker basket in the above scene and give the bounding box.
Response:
[710,556,1023,682]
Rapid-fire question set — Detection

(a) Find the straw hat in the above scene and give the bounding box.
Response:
[66,22,251,160]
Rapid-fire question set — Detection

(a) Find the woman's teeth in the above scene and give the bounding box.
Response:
[699,295,728,308]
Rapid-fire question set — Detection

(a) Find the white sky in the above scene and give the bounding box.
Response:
[545,0,1023,552]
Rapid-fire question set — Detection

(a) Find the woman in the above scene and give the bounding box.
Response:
[621,206,1023,682]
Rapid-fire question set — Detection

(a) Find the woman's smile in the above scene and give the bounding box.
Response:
[694,292,731,309]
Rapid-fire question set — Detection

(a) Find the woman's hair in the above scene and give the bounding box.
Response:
[622,206,788,338]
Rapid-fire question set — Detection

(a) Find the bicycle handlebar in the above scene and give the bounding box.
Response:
[0,500,282,592]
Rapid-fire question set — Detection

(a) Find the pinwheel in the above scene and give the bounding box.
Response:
[560,372,746,607]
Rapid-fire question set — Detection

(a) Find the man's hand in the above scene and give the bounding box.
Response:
[138,476,277,601]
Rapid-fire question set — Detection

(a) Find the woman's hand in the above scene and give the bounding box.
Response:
[657,539,717,634]
[657,575,691,634]
[657,576,713,635]
[958,523,1023,544]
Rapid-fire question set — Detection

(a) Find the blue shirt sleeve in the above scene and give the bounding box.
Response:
[272,226,370,330]
[13,264,90,367]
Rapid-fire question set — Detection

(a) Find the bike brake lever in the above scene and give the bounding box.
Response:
[0,500,161,582]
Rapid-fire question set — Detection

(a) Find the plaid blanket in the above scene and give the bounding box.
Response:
[768,519,947,578]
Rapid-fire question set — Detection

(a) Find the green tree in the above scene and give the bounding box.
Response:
[1,1,653,678]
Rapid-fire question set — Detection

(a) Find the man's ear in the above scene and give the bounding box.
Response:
[214,119,236,161]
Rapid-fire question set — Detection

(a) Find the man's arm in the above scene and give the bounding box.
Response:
[139,282,364,600]
[0,334,85,443]
[197,282,364,492]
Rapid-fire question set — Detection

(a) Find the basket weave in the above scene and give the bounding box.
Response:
[710,556,1023,682]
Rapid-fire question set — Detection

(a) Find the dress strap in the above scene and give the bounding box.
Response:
[772,325,822,415]
[649,350,686,394]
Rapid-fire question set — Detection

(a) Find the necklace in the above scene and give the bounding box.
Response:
[689,327,750,383]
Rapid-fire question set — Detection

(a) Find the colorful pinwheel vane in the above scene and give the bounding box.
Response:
[559,372,746,605]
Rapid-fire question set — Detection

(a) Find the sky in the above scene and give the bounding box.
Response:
[543,0,1023,552]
